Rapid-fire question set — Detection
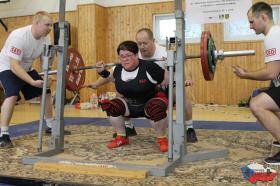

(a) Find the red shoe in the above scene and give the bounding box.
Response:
[107,136,129,149]
[157,137,168,152]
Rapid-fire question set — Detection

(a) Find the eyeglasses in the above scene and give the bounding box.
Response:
[119,53,135,60]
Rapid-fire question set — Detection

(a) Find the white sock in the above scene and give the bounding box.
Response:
[1,126,9,136]
[185,120,193,130]
[125,120,134,128]
[46,118,55,128]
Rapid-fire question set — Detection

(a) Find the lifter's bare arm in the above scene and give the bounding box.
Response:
[83,61,115,89]
[83,76,112,89]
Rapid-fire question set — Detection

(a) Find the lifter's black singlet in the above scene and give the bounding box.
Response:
[113,59,164,104]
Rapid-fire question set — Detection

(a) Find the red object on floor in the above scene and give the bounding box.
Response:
[75,103,80,109]
[157,137,168,152]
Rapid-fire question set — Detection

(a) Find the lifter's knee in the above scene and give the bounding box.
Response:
[144,97,168,122]
[249,97,262,116]
[100,98,126,117]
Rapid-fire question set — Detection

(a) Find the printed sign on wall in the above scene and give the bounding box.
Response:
[186,0,252,24]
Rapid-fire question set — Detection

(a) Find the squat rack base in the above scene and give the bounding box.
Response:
[22,149,228,177]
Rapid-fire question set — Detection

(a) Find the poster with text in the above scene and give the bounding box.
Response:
[186,0,252,24]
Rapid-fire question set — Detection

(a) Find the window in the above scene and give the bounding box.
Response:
[153,13,203,44]
[224,5,280,41]
[273,5,280,24]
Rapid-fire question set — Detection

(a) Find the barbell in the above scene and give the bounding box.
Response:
[39,31,255,91]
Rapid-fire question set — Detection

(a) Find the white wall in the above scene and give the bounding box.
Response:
[0,0,173,18]
[94,0,173,7]
[0,0,77,18]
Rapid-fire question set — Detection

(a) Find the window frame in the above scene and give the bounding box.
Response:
[153,13,204,45]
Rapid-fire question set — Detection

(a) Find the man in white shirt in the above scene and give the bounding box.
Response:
[135,28,198,143]
[0,11,69,148]
[232,2,280,165]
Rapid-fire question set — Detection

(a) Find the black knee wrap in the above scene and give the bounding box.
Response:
[101,98,126,117]
[144,98,168,122]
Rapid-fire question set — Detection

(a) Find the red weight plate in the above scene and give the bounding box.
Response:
[200,31,214,81]
[65,48,86,91]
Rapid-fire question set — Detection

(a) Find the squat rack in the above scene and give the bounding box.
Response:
[22,0,228,177]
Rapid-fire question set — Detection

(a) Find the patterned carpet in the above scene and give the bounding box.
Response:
[0,122,279,186]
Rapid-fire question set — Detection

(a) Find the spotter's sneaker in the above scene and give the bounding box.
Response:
[264,151,280,165]
[272,141,280,148]
[112,126,137,138]
[126,126,137,136]
[107,136,129,149]
[45,127,71,135]
[186,128,198,143]
[0,134,13,148]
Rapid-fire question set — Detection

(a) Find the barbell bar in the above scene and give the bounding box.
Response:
[40,63,117,76]
[183,51,252,60]
[39,31,255,91]
[185,50,255,60]
[73,63,116,71]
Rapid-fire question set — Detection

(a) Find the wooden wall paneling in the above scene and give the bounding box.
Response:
[224,43,239,104]
[185,44,197,103]
[224,42,244,104]
[77,4,109,102]
[94,5,109,96]
[241,42,252,102]
[257,0,280,4]
[77,4,98,102]
[186,43,202,104]
[95,5,108,60]
[100,7,120,93]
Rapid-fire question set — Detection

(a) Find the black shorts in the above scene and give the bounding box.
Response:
[0,69,51,100]
[125,98,149,118]
[264,85,280,108]
[127,103,146,118]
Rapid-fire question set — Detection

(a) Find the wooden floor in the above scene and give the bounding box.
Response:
[10,102,256,125]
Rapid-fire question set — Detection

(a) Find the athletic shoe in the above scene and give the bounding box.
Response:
[112,132,117,138]
[45,127,71,135]
[264,151,280,165]
[272,141,280,148]
[186,128,198,143]
[107,135,129,149]
[157,137,168,152]
[112,126,137,138]
[0,134,13,148]
[125,126,137,136]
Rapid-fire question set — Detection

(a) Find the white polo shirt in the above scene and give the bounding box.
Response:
[264,25,280,63]
[138,43,167,69]
[0,25,50,72]
[264,25,280,87]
